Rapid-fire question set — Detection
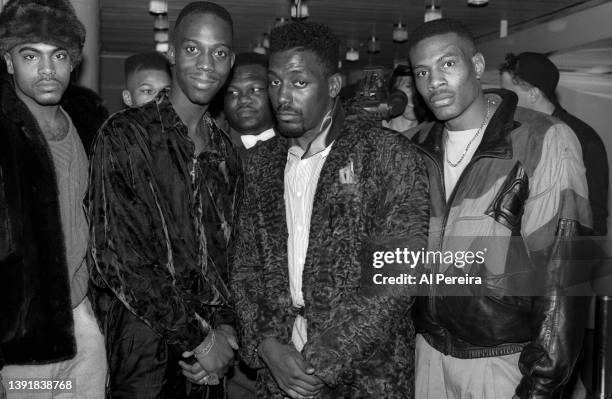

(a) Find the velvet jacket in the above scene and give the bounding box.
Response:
[0,77,95,368]
[232,106,429,398]
[88,91,242,354]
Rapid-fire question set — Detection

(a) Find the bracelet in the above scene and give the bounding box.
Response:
[194,329,215,358]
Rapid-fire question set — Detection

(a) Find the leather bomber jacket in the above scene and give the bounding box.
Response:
[407,89,592,398]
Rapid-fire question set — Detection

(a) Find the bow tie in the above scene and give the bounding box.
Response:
[240,129,275,149]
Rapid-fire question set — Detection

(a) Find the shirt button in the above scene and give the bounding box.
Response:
[296,192,302,197]
[297,225,303,232]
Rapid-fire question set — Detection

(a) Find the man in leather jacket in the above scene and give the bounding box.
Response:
[406,18,592,399]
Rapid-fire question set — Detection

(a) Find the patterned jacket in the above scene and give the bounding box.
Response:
[232,106,429,398]
[408,89,592,398]
[88,91,242,353]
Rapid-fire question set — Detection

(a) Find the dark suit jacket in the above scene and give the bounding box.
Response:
[231,107,429,398]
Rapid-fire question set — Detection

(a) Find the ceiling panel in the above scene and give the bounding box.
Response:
[100,0,607,69]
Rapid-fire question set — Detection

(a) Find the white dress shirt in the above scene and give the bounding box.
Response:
[284,120,333,351]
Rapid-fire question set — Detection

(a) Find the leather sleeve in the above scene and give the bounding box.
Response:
[516,123,592,398]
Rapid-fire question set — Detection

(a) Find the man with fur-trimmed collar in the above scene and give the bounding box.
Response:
[0,0,107,396]
[231,21,429,398]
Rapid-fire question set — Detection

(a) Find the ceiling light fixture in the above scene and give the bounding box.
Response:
[149,0,168,15]
[346,47,359,62]
[291,0,309,20]
[155,42,169,53]
[424,0,442,22]
[500,19,508,38]
[367,36,380,54]
[393,21,408,43]
[467,0,488,7]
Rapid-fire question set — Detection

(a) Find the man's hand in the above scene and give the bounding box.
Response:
[259,337,324,399]
[180,324,239,385]
[179,360,213,385]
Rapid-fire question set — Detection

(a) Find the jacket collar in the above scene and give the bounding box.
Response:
[151,89,229,142]
[417,88,519,164]
[552,105,567,119]
[1,74,39,128]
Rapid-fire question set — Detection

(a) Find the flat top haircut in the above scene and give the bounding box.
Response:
[233,52,268,70]
[124,52,171,80]
[174,1,233,36]
[408,18,476,55]
[0,0,86,63]
[269,21,339,77]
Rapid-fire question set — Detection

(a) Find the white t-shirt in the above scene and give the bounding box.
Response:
[443,128,483,200]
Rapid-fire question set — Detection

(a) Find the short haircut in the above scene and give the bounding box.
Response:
[233,52,268,70]
[499,52,559,102]
[174,1,233,36]
[269,21,339,76]
[499,53,530,85]
[408,18,476,54]
[124,52,171,81]
[0,0,86,63]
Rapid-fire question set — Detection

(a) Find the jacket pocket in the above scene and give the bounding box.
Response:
[485,161,528,232]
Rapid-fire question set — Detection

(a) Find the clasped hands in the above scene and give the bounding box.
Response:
[259,337,325,399]
[178,324,238,386]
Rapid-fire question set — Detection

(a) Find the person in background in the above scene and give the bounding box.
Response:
[222,51,277,398]
[500,51,610,399]
[407,18,591,398]
[0,0,107,396]
[122,51,171,107]
[89,2,241,398]
[232,21,429,398]
[382,64,425,132]
[500,51,609,236]
[224,52,275,160]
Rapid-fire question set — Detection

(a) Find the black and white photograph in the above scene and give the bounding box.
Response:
[1,0,611,398]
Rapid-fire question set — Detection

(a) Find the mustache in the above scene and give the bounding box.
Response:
[35,76,61,85]
[275,104,300,115]
[428,90,454,101]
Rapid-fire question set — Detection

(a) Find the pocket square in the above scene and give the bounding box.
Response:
[339,160,356,184]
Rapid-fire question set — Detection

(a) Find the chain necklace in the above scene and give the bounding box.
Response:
[445,99,492,168]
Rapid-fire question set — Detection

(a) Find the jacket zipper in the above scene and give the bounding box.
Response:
[419,145,508,353]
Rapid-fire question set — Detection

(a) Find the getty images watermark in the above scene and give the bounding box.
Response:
[371,248,487,286]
